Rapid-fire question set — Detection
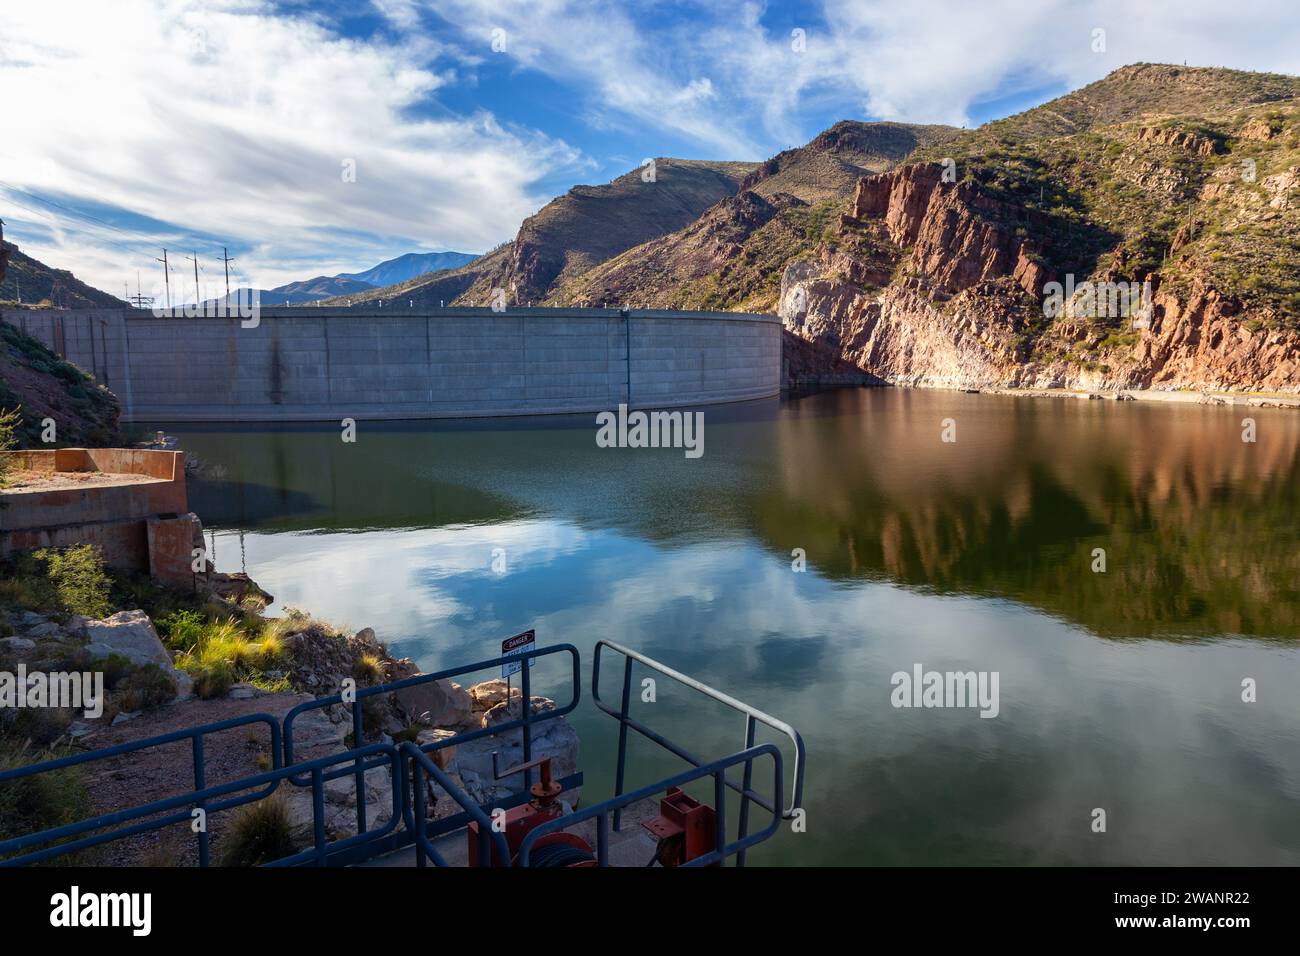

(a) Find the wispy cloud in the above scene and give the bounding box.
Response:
[0,0,581,291]
[3,0,1298,295]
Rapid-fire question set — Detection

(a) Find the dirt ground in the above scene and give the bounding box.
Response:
[2,469,166,492]
[76,692,337,867]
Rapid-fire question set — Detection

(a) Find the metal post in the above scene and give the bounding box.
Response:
[353,703,366,833]
[412,759,427,868]
[520,651,533,792]
[192,735,209,866]
[735,715,756,867]
[312,767,327,866]
[612,655,634,832]
[713,771,727,866]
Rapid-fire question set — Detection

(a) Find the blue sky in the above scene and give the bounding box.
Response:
[2,0,1298,298]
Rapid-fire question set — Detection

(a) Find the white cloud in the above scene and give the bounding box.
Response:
[5,0,1298,295]
[418,0,1300,141]
[0,0,581,291]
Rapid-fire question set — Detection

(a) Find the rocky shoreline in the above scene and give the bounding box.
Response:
[0,572,577,866]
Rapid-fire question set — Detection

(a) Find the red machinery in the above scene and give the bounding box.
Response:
[467,756,596,867]
[642,787,717,867]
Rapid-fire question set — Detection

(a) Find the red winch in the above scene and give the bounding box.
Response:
[467,756,596,867]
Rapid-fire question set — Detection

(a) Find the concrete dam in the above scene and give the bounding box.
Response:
[2,306,782,423]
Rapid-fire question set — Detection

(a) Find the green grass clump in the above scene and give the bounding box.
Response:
[115,664,178,712]
[217,795,298,866]
[170,616,290,698]
[0,736,93,864]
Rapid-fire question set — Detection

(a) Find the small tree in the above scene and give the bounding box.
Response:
[36,544,113,618]
[0,405,20,488]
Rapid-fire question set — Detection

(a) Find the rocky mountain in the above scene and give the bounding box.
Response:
[779,64,1300,393]
[326,159,758,308]
[271,275,373,300]
[0,240,123,310]
[0,319,119,447]
[548,121,956,310]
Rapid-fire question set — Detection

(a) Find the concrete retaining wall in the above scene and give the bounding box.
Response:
[0,449,196,587]
[2,306,781,422]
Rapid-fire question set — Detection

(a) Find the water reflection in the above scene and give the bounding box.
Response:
[157,388,1300,864]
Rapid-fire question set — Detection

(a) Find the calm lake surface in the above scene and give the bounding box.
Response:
[156,388,1300,865]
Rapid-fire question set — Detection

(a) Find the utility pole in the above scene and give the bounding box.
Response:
[219,247,235,303]
[128,270,153,309]
[183,251,200,312]
[0,218,10,288]
[156,249,171,312]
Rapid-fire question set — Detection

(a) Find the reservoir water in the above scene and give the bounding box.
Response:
[157,388,1300,865]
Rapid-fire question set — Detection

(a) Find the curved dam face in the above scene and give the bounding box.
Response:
[2,306,781,422]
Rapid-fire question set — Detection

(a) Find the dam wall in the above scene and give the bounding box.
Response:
[1,306,781,422]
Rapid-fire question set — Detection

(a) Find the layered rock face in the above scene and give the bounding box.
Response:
[782,158,1300,393]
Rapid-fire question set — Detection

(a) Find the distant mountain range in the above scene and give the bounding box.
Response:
[0,243,476,310]
[216,250,477,306]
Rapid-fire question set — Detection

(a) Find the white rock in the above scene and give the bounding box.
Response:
[111,710,142,726]
[395,676,474,729]
[84,611,172,668]
[227,683,258,700]
[291,704,351,751]
[467,678,521,711]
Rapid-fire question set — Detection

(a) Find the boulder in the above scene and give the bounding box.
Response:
[83,610,193,698]
[84,611,172,668]
[291,702,351,752]
[0,637,36,652]
[282,764,396,842]
[24,622,60,639]
[482,694,556,729]
[394,677,474,729]
[414,727,459,769]
[456,702,580,806]
[467,678,521,711]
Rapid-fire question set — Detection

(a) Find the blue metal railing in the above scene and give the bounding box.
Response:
[0,713,281,866]
[401,741,510,867]
[2,639,802,867]
[283,643,581,837]
[591,639,806,866]
[516,744,784,867]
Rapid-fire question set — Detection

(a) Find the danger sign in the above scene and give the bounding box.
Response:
[500,629,536,678]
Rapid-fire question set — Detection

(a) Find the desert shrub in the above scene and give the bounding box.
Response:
[2,706,74,747]
[116,664,178,712]
[352,652,385,685]
[0,406,19,488]
[0,553,59,614]
[97,653,135,690]
[0,736,92,863]
[188,662,236,700]
[217,795,298,866]
[35,545,112,618]
[156,609,206,651]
